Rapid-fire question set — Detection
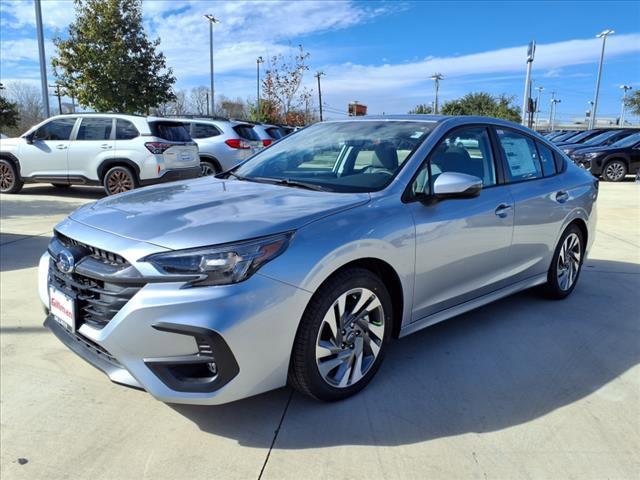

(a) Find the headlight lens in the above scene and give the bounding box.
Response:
[585,152,600,159]
[145,232,293,286]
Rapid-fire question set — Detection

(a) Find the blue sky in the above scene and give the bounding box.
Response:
[1,0,639,122]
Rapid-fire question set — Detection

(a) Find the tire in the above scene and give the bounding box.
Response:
[200,160,219,176]
[103,166,137,195]
[540,224,585,299]
[289,267,392,401]
[51,183,71,189]
[601,159,627,182]
[0,159,24,194]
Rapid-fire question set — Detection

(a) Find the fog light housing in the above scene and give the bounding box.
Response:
[207,362,218,376]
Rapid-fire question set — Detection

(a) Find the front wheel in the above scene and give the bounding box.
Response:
[602,160,627,182]
[289,268,392,401]
[540,224,585,299]
[103,166,137,195]
[0,159,23,194]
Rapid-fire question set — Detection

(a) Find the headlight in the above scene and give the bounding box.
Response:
[144,232,293,286]
[585,152,600,159]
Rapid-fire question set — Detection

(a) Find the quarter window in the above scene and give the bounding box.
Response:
[34,118,76,141]
[76,118,113,141]
[496,129,543,182]
[536,142,557,176]
[116,120,139,140]
[191,123,220,139]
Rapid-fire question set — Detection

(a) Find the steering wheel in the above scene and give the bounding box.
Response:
[362,165,394,176]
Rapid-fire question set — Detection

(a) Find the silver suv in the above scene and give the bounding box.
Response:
[39,116,597,405]
[0,114,200,195]
[177,118,263,175]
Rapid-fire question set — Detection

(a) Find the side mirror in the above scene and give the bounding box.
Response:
[24,132,34,144]
[433,172,483,199]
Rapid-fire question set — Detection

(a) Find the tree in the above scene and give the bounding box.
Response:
[441,92,521,122]
[52,0,175,114]
[262,45,313,123]
[408,103,434,114]
[0,96,19,130]
[215,95,248,120]
[190,86,209,116]
[2,81,44,136]
[624,90,640,116]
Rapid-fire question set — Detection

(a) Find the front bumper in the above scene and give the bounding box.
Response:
[39,225,312,405]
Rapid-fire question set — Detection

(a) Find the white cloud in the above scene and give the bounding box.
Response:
[0,0,75,29]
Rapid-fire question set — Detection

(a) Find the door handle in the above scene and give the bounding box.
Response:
[555,191,569,203]
[495,204,513,218]
[100,144,113,149]
[56,144,67,150]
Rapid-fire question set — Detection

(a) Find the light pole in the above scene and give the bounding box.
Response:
[315,71,325,121]
[521,41,536,126]
[535,86,544,130]
[430,73,443,114]
[589,29,614,129]
[587,100,594,124]
[203,14,220,117]
[550,97,561,131]
[619,85,632,126]
[256,56,264,121]
[34,0,50,117]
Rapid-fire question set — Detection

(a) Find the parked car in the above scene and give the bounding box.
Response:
[561,129,636,156]
[251,123,287,146]
[570,131,640,181]
[40,115,597,404]
[177,118,264,175]
[550,130,580,143]
[555,129,611,147]
[544,130,573,140]
[0,114,200,195]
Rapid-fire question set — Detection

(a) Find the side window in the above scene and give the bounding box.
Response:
[428,127,497,186]
[536,142,557,176]
[496,129,543,182]
[76,118,113,141]
[34,118,76,141]
[191,123,220,139]
[116,120,139,140]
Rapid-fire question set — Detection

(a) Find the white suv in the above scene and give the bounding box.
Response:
[0,114,200,195]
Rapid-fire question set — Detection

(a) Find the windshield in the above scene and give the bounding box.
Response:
[553,131,579,142]
[610,132,640,148]
[562,130,597,143]
[582,130,620,146]
[233,121,434,193]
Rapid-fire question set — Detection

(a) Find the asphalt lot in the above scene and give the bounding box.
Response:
[1,181,639,480]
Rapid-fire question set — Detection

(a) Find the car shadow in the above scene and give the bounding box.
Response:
[171,258,639,448]
[18,185,105,200]
[0,233,51,271]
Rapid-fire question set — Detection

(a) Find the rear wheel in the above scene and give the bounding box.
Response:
[540,224,584,299]
[289,268,392,401]
[0,159,23,194]
[601,159,627,182]
[103,166,137,195]
[200,160,219,176]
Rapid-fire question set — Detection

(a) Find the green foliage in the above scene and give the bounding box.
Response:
[441,92,521,122]
[0,95,20,129]
[624,90,640,116]
[408,103,433,114]
[52,0,175,114]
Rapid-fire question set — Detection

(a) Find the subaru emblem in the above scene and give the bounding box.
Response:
[57,249,76,274]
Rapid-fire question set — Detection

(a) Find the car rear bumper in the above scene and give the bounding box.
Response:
[139,166,201,186]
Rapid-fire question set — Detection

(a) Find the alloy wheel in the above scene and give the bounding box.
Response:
[107,170,134,194]
[200,162,216,176]
[604,162,625,181]
[0,163,14,191]
[315,288,385,388]
[557,232,581,291]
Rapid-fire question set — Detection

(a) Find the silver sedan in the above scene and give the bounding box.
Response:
[40,115,597,404]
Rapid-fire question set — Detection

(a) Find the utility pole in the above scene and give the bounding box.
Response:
[521,41,536,126]
[430,73,443,114]
[50,84,64,114]
[315,71,325,121]
[589,29,615,129]
[34,0,50,117]
[535,86,544,130]
[256,56,264,122]
[550,96,561,131]
[203,14,220,116]
[619,85,632,126]
[205,92,210,116]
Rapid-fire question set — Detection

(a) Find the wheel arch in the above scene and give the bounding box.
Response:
[198,154,222,173]
[0,152,21,176]
[97,158,141,182]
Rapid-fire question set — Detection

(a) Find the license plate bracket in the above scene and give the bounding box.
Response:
[49,286,76,331]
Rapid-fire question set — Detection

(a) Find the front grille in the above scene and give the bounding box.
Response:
[49,236,145,330]
[53,317,121,367]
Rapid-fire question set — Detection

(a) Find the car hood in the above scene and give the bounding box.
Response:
[70,176,370,250]
[571,145,625,155]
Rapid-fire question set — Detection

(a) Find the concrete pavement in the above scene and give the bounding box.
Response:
[1,182,638,479]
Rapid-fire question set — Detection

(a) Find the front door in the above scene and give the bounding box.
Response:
[409,126,515,321]
[18,117,77,180]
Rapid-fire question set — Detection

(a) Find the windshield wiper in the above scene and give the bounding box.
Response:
[252,177,327,192]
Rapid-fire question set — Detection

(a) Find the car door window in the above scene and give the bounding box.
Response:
[76,118,113,141]
[191,123,220,139]
[496,129,543,182]
[536,142,557,176]
[115,120,139,140]
[34,118,76,141]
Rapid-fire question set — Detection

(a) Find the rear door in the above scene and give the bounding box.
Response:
[18,117,77,179]
[148,121,198,169]
[67,117,114,182]
[493,127,569,282]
